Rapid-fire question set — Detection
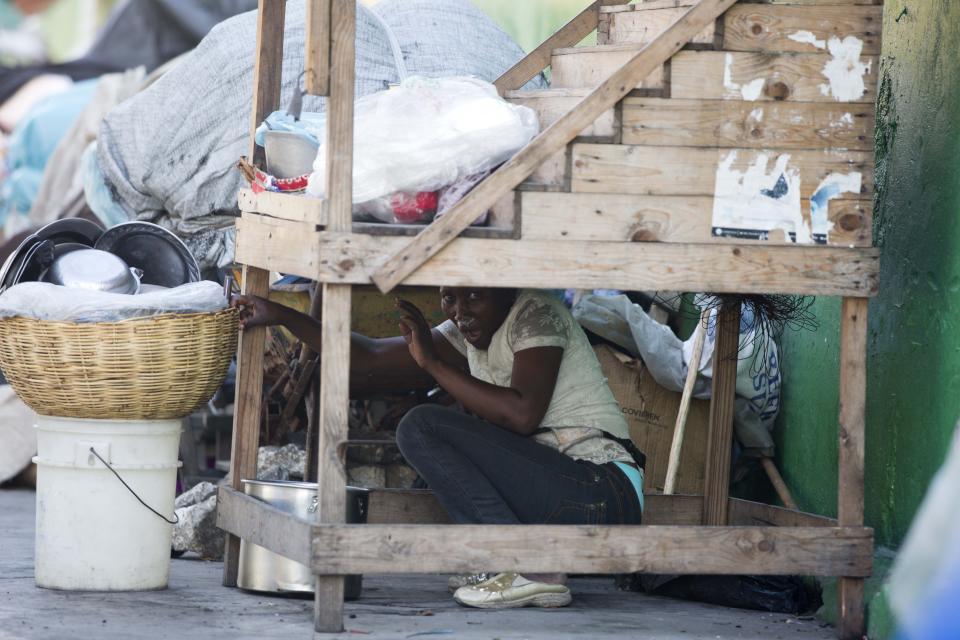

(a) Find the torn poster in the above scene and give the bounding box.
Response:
[711,151,863,244]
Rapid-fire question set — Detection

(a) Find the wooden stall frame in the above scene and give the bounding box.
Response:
[217,1,876,638]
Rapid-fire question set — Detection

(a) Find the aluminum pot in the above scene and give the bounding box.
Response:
[237,480,368,599]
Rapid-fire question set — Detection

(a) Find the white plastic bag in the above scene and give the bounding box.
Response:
[306,76,539,204]
[0,281,228,323]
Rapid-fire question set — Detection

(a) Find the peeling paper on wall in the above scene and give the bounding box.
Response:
[809,172,863,240]
[711,151,812,244]
[788,32,871,102]
[723,53,766,101]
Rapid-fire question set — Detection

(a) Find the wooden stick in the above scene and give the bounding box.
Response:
[838,297,868,640]
[664,307,709,494]
[369,0,743,294]
[761,457,799,511]
[493,0,625,95]
[702,303,740,525]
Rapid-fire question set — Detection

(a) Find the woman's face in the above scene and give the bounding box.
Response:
[439,287,515,350]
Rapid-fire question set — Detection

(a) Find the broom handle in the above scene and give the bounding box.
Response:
[663,308,709,495]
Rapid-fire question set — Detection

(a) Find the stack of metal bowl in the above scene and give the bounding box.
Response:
[0,220,201,295]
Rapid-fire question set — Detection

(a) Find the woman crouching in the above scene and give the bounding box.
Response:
[233,287,644,609]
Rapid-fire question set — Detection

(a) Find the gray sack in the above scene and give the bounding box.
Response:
[93,0,543,269]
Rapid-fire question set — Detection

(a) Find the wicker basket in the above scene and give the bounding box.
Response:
[0,308,239,420]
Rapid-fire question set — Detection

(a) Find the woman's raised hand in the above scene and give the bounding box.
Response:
[395,298,439,370]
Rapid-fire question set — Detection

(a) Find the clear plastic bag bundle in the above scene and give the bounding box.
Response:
[306,76,539,210]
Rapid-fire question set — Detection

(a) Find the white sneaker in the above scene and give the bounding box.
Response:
[447,572,493,593]
[453,572,572,609]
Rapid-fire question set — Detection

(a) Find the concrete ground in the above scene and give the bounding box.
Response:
[0,488,837,640]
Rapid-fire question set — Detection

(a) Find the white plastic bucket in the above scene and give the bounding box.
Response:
[33,415,181,591]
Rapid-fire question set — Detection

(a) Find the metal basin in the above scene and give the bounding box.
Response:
[43,249,142,294]
[237,481,368,599]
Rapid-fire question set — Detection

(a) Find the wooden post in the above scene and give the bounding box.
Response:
[223,0,285,587]
[314,0,355,634]
[305,0,331,96]
[838,297,868,639]
[702,303,740,526]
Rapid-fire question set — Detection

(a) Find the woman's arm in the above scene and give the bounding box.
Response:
[396,300,562,436]
[232,294,467,395]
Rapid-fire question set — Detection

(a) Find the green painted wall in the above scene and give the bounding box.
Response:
[776,0,960,549]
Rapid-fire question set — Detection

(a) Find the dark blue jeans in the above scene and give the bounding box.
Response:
[396,405,642,526]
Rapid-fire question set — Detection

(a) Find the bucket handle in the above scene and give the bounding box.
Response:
[89,447,179,525]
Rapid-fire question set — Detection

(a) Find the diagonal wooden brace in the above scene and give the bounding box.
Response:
[369,0,741,294]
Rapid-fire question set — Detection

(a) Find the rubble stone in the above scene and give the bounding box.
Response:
[172,482,224,560]
[257,444,306,480]
[385,464,418,489]
[347,464,386,488]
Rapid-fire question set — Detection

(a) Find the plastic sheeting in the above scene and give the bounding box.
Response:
[573,294,779,454]
[90,0,544,270]
[0,280,227,323]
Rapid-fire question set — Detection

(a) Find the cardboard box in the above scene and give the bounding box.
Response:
[594,344,710,494]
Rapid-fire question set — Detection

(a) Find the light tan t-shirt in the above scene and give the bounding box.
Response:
[437,290,632,466]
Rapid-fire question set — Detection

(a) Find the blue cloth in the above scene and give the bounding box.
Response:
[0,79,97,226]
[613,461,644,513]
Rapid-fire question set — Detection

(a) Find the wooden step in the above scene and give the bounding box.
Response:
[621,97,874,150]
[600,3,881,54]
[550,44,665,91]
[671,50,878,103]
[505,88,619,190]
[569,143,873,245]
[519,191,870,247]
[571,143,874,199]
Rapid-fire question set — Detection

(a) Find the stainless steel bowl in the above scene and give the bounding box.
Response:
[237,480,368,599]
[43,249,142,294]
[264,130,319,179]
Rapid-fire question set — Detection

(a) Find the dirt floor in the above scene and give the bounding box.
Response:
[0,488,838,639]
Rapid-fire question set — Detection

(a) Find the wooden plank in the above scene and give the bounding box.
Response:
[223,264,270,587]
[602,0,881,11]
[672,50,879,103]
[551,44,666,90]
[364,489,705,526]
[238,189,326,224]
[702,304,740,526]
[505,88,619,139]
[572,144,874,199]
[505,88,618,190]
[216,486,313,566]
[304,0,331,95]
[838,296,868,639]
[247,0,285,166]
[728,497,837,528]
[520,192,872,247]
[604,5,881,53]
[366,489,451,525]
[369,0,743,294]
[605,7,716,47]
[621,98,874,151]
[722,5,882,54]
[493,0,625,94]
[235,218,881,297]
[314,0,355,633]
[311,524,874,576]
